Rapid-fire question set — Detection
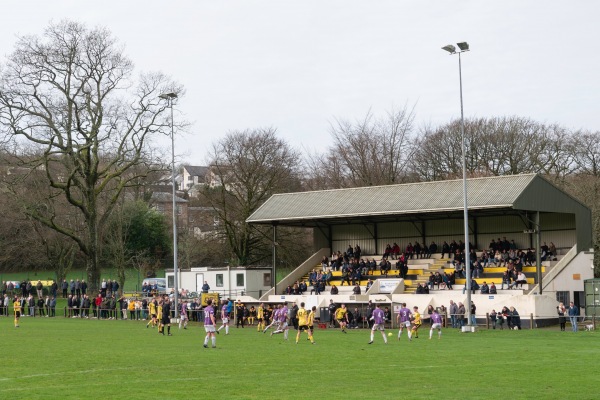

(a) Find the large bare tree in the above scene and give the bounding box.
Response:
[200,128,303,266]
[0,20,180,289]
[306,106,416,189]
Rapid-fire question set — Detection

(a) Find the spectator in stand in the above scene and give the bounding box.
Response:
[501,271,511,290]
[427,242,438,258]
[416,282,429,294]
[427,272,436,290]
[201,281,210,293]
[330,285,339,295]
[405,243,414,259]
[354,245,361,261]
[454,260,464,279]
[352,284,361,295]
[413,242,422,259]
[548,242,557,260]
[346,244,354,259]
[489,282,497,294]
[112,280,119,297]
[383,244,392,259]
[509,271,527,289]
[463,278,479,294]
[480,281,489,294]
[365,279,374,292]
[69,279,75,296]
[391,243,401,259]
[440,272,449,290]
[441,241,451,258]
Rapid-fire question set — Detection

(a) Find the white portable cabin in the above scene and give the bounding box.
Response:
[165,266,273,299]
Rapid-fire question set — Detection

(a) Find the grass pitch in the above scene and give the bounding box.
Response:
[0,316,597,400]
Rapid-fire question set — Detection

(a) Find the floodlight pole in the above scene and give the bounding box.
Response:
[443,43,472,327]
[160,92,179,318]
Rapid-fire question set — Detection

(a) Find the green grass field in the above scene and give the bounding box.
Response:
[0,314,597,400]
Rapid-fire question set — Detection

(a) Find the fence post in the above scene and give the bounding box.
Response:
[530,313,533,329]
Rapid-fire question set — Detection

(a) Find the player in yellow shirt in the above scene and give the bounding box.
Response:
[256,303,265,332]
[295,302,315,344]
[411,306,422,338]
[335,304,349,333]
[156,300,163,333]
[14,297,22,328]
[146,299,157,328]
[308,306,316,340]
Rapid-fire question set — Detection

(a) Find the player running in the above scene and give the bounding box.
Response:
[335,304,349,333]
[411,306,422,338]
[217,300,229,335]
[13,296,22,328]
[203,299,217,348]
[146,298,157,328]
[272,302,289,339]
[256,303,265,332]
[263,304,281,334]
[179,301,189,329]
[295,302,315,344]
[308,306,316,343]
[429,309,443,339]
[396,303,412,341]
[368,303,387,344]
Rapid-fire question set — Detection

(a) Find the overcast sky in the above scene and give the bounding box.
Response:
[1,1,598,164]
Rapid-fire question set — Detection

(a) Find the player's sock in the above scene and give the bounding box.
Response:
[284,330,288,340]
[212,337,216,347]
[370,332,374,341]
[204,336,208,346]
[225,326,229,334]
[397,330,402,339]
[438,330,442,339]
[407,331,412,340]
[167,326,171,334]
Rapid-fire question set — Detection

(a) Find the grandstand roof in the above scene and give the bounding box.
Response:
[247,174,591,249]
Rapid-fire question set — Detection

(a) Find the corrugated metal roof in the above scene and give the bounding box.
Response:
[247,174,539,223]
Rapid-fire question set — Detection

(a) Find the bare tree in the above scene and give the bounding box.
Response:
[307,106,416,189]
[0,21,180,289]
[201,128,302,266]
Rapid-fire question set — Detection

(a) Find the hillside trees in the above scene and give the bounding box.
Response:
[0,20,180,289]
[200,128,308,266]
[306,106,416,189]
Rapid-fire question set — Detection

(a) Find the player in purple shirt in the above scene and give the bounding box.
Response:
[179,301,189,330]
[429,310,443,340]
[203,299,217,348]
[396,302,413,341]
[263,305,281,333]
[217,300,229,335]
[272,302,289,339]
[368,303,388,344]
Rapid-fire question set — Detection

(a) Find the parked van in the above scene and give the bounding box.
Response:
[142,278,167,294]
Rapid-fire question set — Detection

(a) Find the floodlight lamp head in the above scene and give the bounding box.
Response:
[442,45,456,54]
[457,42,469,51]
[159,92,178,100]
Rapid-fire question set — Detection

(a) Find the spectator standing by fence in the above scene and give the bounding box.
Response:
[568,302,579,332]
[557,302,566,331]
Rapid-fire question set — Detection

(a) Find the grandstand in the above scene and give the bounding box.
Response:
[247,174,594,327]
